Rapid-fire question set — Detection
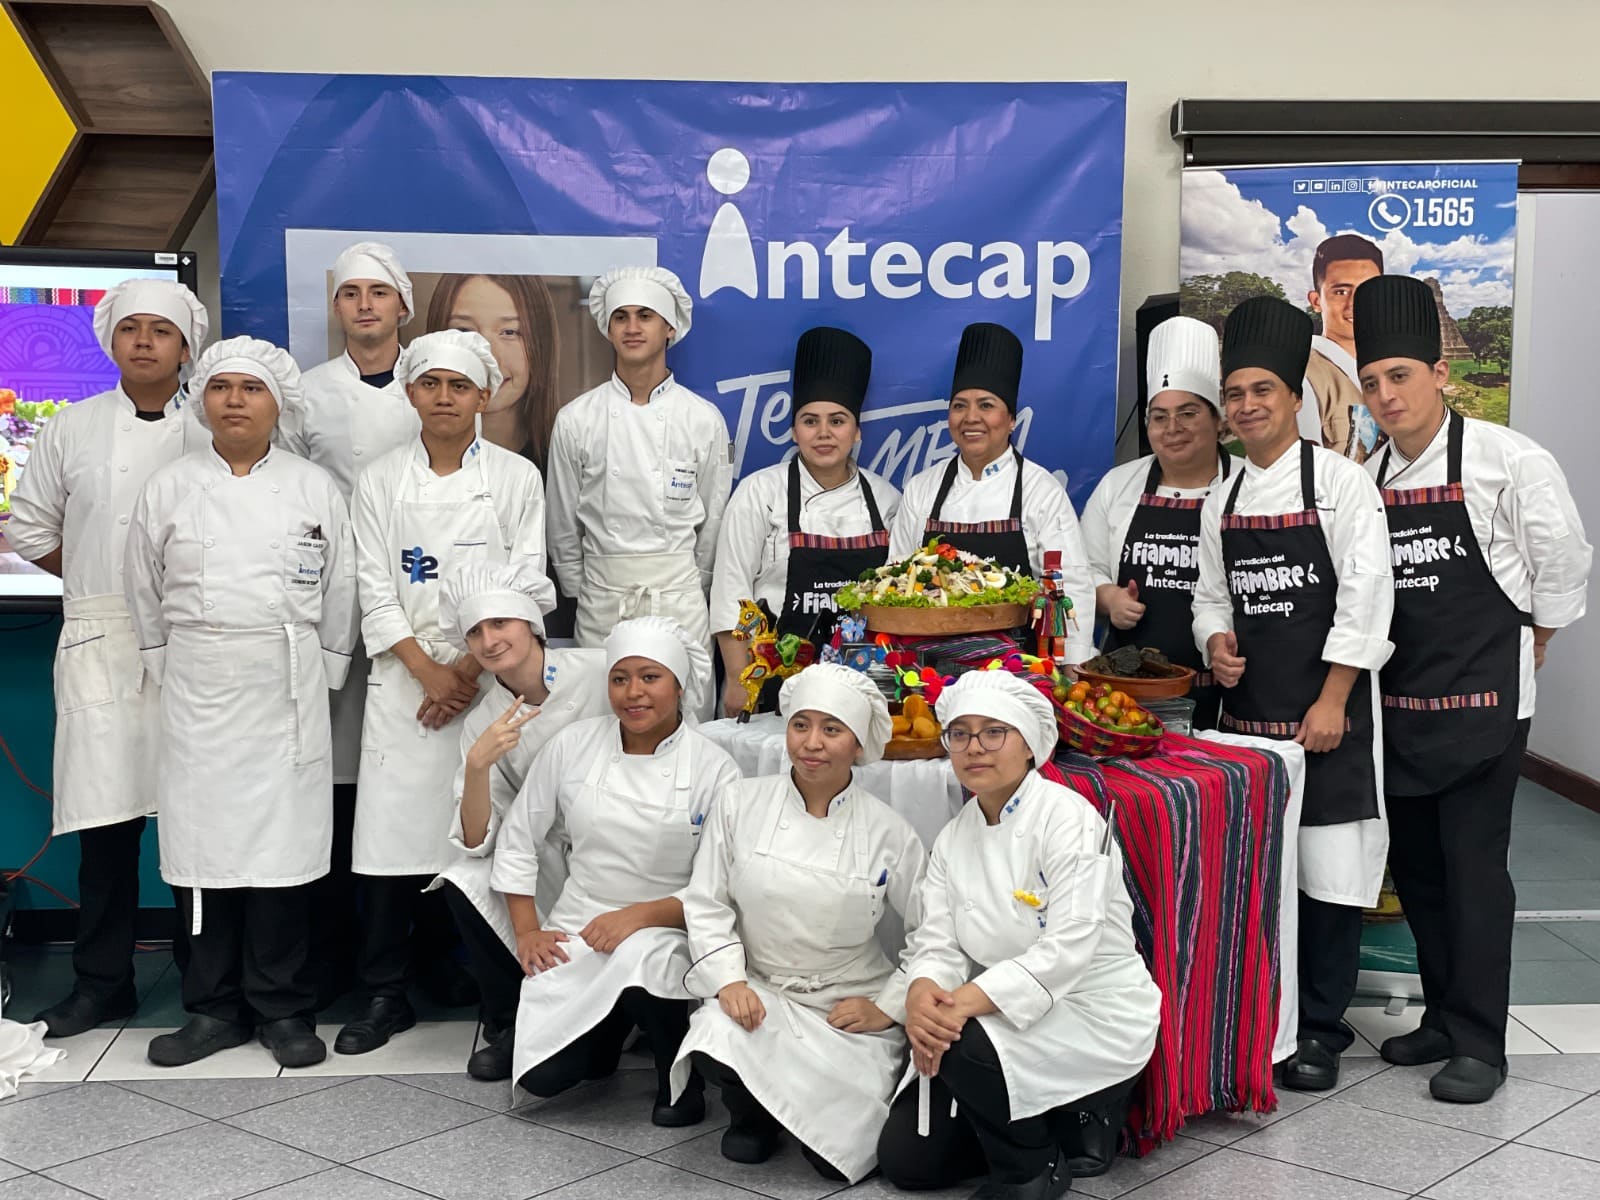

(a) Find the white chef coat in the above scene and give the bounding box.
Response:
[6,387,205,833]
[124,446,358,889]
[1079,453,1228,593]
[493,715,743,1087]
[426,652,611,952]
[1367,414,1591,720]
[1191,440,1394,906]
[671,772,926,1182]
[351,435,551,876]
[892,772,1161,1118]
[708,459,901,633]
[889,450,1096,662]
[545,373,732,659]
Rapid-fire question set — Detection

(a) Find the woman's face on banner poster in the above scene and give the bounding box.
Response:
[444,275,529,415]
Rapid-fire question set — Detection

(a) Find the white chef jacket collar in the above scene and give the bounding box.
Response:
[606,372,675,404]
[972,447,1016,480]
[796,456,861,500]
[784,772,853,817]
[337,348,402,382]
[994,774,1034,823]
[205,443,275,476]
[1377,409,1449,482]
[614,718,687,758]
[1241,438,1301,479]
[407,434,483,475]
[112,383,183,418]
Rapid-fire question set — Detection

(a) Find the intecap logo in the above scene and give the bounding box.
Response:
[696,147,1092,341]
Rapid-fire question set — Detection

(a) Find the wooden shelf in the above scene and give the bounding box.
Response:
[4,0,212,249]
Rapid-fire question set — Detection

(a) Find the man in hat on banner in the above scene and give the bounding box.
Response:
[1355,276,1590,1103]
[1303,234,1384,462]
[546,267,732,718]
[1192,296,1395,1092]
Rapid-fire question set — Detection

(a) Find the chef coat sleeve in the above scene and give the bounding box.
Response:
[1030,472,1097,663]
[1509,445,1592,629]
[871,817,930,1024]
[680,780,748,997]
[1079,471,1120,593]
[123,481,170,684]
[1191,492,1232,664]
[351,464,413,655]
[3,409,69,561]
[971,807,1112,1032]
[695,411,735,593]
[897,825,973,995]
[489,731,566,901]
[709,475,770,635]
[545,409,584,598]
[1321,465,1395,671]
[315,484,358,689]
[673,750,743,905]
[506,461,558,614]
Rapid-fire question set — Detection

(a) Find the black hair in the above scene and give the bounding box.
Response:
[1312,234,1384,290]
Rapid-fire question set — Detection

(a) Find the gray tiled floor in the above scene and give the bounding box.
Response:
[0,1059,1596,1198]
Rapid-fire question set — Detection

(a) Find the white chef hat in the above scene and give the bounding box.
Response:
[936,669,1059,766]
[399,329,504,393]
[93,279,209,358]
[779,663,893,765]
[588,267,693,344]
[188,336,303,429]
[604,616,711,716]
[1147,315,1221,408]
[331,241,415,325]
[440,561,549,652]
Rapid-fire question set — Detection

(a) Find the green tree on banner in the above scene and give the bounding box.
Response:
[1181,272,1288,335]
[1459,306,1513,374]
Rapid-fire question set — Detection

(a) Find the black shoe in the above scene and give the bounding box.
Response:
[652,1085,706,1128]
[147,1015,252,1067]
[259,1018,327,1069]
[720,1122,780,1164]
[1430,1056,1508,1104]
[1381,1026,1453,1067]
[334,995,416,1055]
[415,957,479,1009]
[800,1144,847,1182]
[970,1153,1070,1200]
[467,1034,514,1082]
[31,985,138,1039]
[1279,1039,1341,1092]
[1061,1075,1138,1177]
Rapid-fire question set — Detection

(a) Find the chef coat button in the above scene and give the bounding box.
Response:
[203,482,213,491]
[611,469,620,477]
[270,540,280,549]
[660,767,670,777]
[121,423,131,432]
[611,755,619,764]
[204,601,214,610]
[780,820,789,830]
[271,486,280,494]
[267,600,278,610]
[119,464,129,472]
[834,830,844,840]
[119,516,129,525]
[354,448,363,456]
[653,467,661,475]
[565,702,574,710]
[204,538,215,548]
[1014,829,1024,839]
[964,900,975,911]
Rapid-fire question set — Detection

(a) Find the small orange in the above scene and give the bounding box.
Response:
[1068,681,1090,703]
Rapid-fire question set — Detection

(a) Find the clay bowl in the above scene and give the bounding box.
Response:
[1075,662,1196,701]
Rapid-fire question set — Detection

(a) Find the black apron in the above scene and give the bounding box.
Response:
[923,448,1032,575]
[1219,439,1378,826]
[1375,410,1528,796]
[1105,453,1232,730]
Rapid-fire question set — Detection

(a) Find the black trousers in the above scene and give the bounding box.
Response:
[353,873,458,999]
[174,884,315,1025]
[71,816,148,1003]
[1386,720,1529,1066]
[307,782,359,1004]
[517,987,696,1102]
[1297,892,1364,1053]
[439,881,523,1036]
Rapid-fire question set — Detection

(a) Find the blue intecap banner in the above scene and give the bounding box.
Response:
[213,76,1126,500]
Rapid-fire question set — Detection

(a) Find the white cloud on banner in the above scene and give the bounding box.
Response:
[1180,170,1514,318]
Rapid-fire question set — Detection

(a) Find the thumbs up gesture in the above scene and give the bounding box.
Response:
[1096,579,1148,631]
[1208,630,1247,687]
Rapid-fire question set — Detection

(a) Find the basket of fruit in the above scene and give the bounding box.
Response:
[1058,679,1164,758]
[837,539,1038,637]
[885,693,945,760]
[1076,646,1195,701]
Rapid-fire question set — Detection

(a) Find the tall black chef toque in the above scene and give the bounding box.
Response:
[1221,296,1313,392]
[792,326,873,419]
[950,322,1025,413]
[1353,275,1442,369]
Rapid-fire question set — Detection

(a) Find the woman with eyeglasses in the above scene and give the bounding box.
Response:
[1080,316,1232,727]
[876,670,1160,1200]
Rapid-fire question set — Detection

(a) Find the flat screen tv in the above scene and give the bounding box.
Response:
[0,246,199,611]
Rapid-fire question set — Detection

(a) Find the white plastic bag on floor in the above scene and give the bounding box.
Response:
[0,991,66,1098]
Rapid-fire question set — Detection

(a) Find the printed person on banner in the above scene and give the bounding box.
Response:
[710,327,899,717]
[1080,315,1231,728]
[123,337,358,1071]
[341,330,554,1057]
[1302,234,1384,462]
[1354,276,1590,1104]
[545,267,732,719]
[422,562,611,1082]
[8,280,210,1039]
[1191,296,1395,1093]
[888,322,1096,664]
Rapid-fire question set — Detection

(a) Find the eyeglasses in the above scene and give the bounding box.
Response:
[1147,406,1210,430]
[940,725,1014,752]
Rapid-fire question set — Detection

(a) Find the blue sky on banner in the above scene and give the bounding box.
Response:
[213,75,1126,500]
[1181,162,1518,319]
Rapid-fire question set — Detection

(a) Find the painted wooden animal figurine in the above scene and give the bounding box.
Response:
[730,598,817,722]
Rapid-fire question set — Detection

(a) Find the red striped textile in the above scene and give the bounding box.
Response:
[1382,691,1499,711]
[1220,509,1320,531]
[1043,734,1289,1153]
[1136,493,1206,510]
[926,517,1022,536]
[1220,712,1351,738]
[787,529,888,551]
[1382,483,1465,507]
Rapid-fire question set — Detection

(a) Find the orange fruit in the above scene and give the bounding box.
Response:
[1068,681,1090,703]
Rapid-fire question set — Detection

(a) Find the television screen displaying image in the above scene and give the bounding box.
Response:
[0,247,199,609]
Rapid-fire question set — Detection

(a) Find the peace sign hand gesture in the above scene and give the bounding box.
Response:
[465,696,541,772]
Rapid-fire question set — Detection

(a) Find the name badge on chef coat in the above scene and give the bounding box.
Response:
[287,536,326,588]
[666,461,697,503]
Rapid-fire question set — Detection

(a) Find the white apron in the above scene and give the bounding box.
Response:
[575,549,711,716]
[354,458,506,876]
[157,623,333,894]
[50,594,160,834]
[510,731,701,1087]
[670,796,905,1183]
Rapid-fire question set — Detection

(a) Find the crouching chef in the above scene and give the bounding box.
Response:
[1354,276,1591,1103]
[342,329,554,1056]
[124,337,357,1070]
[426,561,610,1082]
[672,664,927,1183]
[492,617,742,1126]
[8,280,208,1037]
[876,670,1160,1198]
[1192,296,1395,1093]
